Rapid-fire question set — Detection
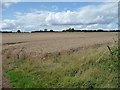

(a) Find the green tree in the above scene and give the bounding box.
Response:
[17,30,21,33]
[44,29,47,32]
[50,30,54,32]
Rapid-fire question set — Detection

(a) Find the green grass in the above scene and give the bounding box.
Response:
[3,44,119,88]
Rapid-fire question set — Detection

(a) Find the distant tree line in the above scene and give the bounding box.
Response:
[0,31,13,33]
[0,28,120,33]
[62,28,120,32]
[31,29,54,33]
[0,30,29,33]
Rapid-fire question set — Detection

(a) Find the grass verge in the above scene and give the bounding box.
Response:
[3,44,119,88]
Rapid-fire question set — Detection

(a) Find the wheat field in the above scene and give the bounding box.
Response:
[2,32,117,53]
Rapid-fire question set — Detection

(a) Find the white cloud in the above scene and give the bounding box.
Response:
[1,2,118,32]
[0,0,21,11]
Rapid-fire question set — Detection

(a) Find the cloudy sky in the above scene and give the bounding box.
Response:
[1,1,118,32]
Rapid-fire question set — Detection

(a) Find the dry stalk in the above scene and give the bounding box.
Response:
[107,45,113,56]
